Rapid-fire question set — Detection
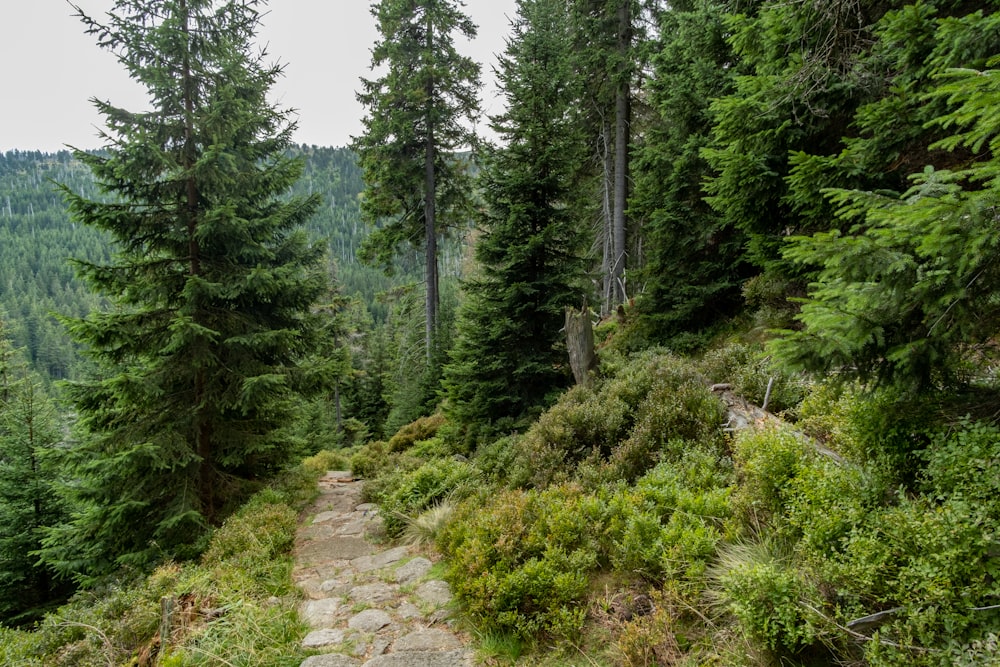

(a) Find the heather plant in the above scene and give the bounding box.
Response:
[372,457,477,537]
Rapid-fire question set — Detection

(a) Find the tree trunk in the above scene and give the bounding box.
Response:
[424,6,438,362]
[611,0,631,308]
[565,306,597,386]
[600,120,614,317]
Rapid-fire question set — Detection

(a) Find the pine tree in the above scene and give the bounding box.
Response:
[774,53,1000,390]
[0,323,70,624]
[631,0,747,345]
[443,0,586,430]
[40,0,326,580]
[352,0,480,360]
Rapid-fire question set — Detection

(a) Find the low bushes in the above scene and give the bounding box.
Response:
[0,454,325,666]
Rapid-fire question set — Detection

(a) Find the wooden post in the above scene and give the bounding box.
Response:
[565,306,597,386]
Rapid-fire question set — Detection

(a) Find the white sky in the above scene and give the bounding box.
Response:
[0,0,516,153]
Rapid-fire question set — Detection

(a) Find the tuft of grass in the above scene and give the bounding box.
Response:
[475,630,526,664]
[399,501,455,547]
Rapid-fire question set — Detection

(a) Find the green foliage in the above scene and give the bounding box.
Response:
[730,425,816,523]
[0,326,72,624]
[439,484,600,641]
[387,413,446,453]
[508,349,725,487]
[632,0,748,343]
[443,0,587,430]
[773,18,1000,391]
[712,540,819,652]
[699,342,809,414]
[41,0,331,580]
[352,0,480,362]
[0,457,321,665]
[369,457,476,538]
[612,450,733,584]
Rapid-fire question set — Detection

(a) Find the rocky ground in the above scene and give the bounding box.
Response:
[292,471,475,667]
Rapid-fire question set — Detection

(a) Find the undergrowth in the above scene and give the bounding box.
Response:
[354,344,1000,665]
[0,449,343,666]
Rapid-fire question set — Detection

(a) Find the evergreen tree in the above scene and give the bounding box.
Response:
[0,323,70,624]
[774,50,1000,390]
[40,0,326,580]
[443,0,586,429]
[702,0,888,275]
[631,0,747,345]
[352,0,480,360]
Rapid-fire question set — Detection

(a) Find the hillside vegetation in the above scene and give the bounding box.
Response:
[3,0,1000,664]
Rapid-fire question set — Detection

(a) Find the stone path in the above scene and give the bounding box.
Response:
[293,471,474,667]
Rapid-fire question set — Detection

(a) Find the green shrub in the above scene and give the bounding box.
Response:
[0,457,322,666]
[784,459,887,564]
[712,540,819,652]
[511,350,724,487]
[473,434,528,487]
[301,448,353,475]
[610,381,725,481]
[350,439,390,478]
[374,457,477,537]
[439,484,606,641]
[731,425,815,525]
[700,342,808,414]
[514,385,632,488]
[386,413,446,453]
[807,422,1000,664]
[204,491,293,559]
[611,451,733,586]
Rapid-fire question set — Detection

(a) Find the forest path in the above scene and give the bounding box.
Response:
[292,471,474,667]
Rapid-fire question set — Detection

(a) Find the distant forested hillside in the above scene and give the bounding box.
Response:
[0,146,404,383]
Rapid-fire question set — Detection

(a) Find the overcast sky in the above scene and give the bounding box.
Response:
[1,0,517,153]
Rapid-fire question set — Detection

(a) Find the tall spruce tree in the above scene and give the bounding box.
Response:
[0,323,69,623]
[352,0,480,360]
[631,0,747,345]
[40,0,326,580]
[443,0,586,429]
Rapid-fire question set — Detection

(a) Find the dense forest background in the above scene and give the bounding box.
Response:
[3,0,1000,664]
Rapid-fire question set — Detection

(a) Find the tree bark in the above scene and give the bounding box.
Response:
[565,306,597,386]
[611,0,631,308]
[424,4,438,361]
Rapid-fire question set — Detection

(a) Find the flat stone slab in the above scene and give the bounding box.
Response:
[300,523,337,540]
[415,580,453,606]
[300,653,360,667]
[348,608,392,633]
[314,510,346,524]
[319,578,353,597]
[299,537,375,564]
[392,628,463,652]
[351,546,410,573]
[396,602,423,620]
[302,628,346,648]
[336,517,368,536]
[363,650,473,667]
[300,598,342,628]
[395,557,433,584]
[349,582,398,605]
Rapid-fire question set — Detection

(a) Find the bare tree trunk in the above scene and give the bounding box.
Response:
[600,119,614,317]
[611,0,631,308]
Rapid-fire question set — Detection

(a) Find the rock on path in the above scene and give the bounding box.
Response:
[293,471,473,667]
